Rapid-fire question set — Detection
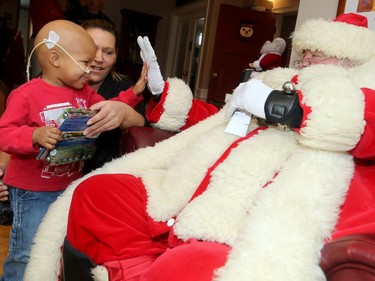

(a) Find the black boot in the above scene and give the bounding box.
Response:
[62,237,96,281]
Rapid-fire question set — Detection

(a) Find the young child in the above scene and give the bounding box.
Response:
[0,19,142,281]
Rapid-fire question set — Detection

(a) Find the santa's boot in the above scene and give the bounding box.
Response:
[62,237,96,281]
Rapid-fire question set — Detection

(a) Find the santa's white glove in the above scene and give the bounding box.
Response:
[225,79,274,119]
[137,36,165,95]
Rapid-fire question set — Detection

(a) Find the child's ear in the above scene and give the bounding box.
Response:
[48,50,61,67]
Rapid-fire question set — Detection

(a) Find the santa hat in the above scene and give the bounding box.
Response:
[146,78,218,132]
[292,13,375,64]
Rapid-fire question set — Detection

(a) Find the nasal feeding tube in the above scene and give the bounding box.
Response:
[26,38,90,81]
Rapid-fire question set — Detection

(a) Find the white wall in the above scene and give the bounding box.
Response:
[289,0,339,65]
[344,0,375,30]
[295,0,339,32]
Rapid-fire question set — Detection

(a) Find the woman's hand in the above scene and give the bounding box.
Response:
[0,171,8,201]
[85,101,145,137]
[0,152,9,201]
[0,178,9,201]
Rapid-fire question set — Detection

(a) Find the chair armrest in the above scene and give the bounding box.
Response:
[320,234,375,281]
[120,126,176,155]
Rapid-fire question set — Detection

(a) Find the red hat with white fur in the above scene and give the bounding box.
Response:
[292,13,375,65]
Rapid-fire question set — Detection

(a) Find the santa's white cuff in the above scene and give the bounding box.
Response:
[246,79,273,119]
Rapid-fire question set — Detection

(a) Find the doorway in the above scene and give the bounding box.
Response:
[178,17,204,91]
[164,1,207,93]
[207,4,277,106]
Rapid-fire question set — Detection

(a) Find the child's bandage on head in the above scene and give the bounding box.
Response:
[43,30,60,49]
[26,30,90,81]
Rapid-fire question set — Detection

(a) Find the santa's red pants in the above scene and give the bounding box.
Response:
[66,174,230,281]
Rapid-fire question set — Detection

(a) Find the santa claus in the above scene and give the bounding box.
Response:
[25,13,375,281]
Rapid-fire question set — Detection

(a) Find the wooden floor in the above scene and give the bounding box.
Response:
[0,225,11,276]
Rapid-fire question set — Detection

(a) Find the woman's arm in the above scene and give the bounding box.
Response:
[119,103,145,129]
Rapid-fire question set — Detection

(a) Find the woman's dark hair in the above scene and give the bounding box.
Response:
[81,19,123,80]
[81,19,119,49]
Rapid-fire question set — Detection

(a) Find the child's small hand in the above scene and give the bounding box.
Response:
[32,126,62,150]
[133,62,148,96]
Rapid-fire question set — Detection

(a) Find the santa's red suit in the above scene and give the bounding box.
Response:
[25,13,375,281]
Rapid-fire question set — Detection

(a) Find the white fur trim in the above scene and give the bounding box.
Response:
[144,123,237,220]
[91,266,108,281]
[258,67,298,89]
[297,64,365,151]
[215,148,354,281]
[152,77,193,131]
[173,129,297,245]
[24,175,91,281]
[349,57,375,89]
[292,18,375,64]
[25,110,229,280]
[252,54,264,71]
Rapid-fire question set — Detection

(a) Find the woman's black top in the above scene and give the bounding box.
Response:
[82,74,146,175]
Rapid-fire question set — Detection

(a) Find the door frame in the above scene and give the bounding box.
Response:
[164,1,207,87]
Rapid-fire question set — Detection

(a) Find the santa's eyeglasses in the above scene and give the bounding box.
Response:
[293,58,311,68]
[293,56,333,69]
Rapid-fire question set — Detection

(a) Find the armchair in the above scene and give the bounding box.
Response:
[120,126,176,154]
[320,234,375,281]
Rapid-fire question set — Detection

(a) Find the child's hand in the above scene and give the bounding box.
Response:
[32,126,62,150]
[133,62,148,96]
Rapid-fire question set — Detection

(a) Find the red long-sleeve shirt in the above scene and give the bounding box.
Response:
[0,78,139,191]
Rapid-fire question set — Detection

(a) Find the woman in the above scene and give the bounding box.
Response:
[81,19,147,174]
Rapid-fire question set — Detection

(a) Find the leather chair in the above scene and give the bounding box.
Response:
[120,126,375,281]
[120,126,176,154]
[320,234,375,281]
